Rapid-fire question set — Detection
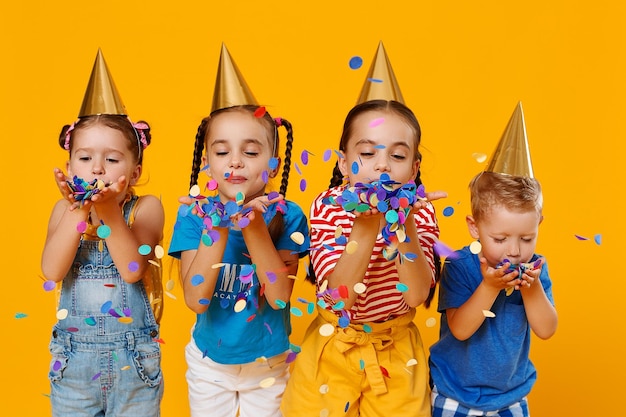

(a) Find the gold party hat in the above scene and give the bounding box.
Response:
[78,49,127,117]
[357,41,405,104]
[211,43,258,112]
[485,101,534,178]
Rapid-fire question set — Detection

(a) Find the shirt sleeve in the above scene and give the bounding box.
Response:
[274,200,310,258]
[167,204,204,259]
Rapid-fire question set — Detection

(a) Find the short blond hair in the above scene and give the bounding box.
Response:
[469,171,543,222]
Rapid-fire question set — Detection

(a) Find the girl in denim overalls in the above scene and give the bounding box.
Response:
[41,50,165,417]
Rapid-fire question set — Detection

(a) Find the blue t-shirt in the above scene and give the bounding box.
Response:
[429,246,555,411]
[168,199,310,364]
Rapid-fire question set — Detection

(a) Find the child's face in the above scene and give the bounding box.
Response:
[203,111,277,203]
[68,124,140,199]
[339,110,419,186]
[467,205,542,268]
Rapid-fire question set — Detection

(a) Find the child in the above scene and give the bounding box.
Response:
[41,49,165,416]
[282,43,442,417]
[428,102,558,417]
[168,44,309,417]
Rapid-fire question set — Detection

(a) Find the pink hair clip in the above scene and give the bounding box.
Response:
[63,120,78,150]
[132,121,149,149]
[274,117,282,127]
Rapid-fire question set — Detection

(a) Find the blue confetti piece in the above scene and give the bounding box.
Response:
[199,298,210,305]
[367,78,383,83]
[443,206,454,217]
[349,56,363,69]
[191,274,204,286]
[269,157,279,170]
[351,161,359,174]
[15,312,27,319]
[594,234,602,245]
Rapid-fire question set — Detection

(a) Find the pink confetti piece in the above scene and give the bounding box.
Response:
[369,117,384,128]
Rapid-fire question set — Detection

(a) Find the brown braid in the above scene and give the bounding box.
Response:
[278,118,294,197]
[267,116,294,244]
[189,118,209,189]
[329,162,344,188]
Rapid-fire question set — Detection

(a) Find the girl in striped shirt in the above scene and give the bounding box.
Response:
[282,99,445,417]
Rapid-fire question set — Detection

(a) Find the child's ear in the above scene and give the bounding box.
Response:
[201,154,211,178]
[269,157,281,178]
[466,215,480,239]
[129,165,142,186]
[337,151,348,176]
[66,161,72,176]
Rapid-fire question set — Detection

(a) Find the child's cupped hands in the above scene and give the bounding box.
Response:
[479,257,521,291]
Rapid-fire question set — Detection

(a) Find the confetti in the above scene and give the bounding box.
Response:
[138,244,152,256]
[76,221,87,233]
[319,323,335,336]
[43,280,56,291]
[472,152,487,163]
[128,261,139,272]
[189,184,201,197]
[349,56,363,69]
[574,234,589,240]
[191,274,204,286]
[469,240,482,254]
[301,150,311,165]
[396,283,409,292]
[97,225,111,239]
[166,280,175,291]
[353,282,366,294]
[406,358,418,367]
[269,157,279,170]
[290,232,305,245]
[319,384,330,394]
[594,234,602,245]
[234,299,247,313]
[121,365,131,371]
[369,117,384,128]
[345,240,358,254]
[15,312,27,319]
[154,245,165,259]
[259,377,276,388]
[442,206,454,217]
[56,309,69,320]
[425,317,437,328]
[254,106,266,118]
[482,310,496,318]
[323,149,332,162]
[434,240,457,259]
[66,176,105,205]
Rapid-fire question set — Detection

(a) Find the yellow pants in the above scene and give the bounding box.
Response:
[281,307,431,417]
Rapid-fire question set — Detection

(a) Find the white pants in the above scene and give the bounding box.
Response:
[185,339,289,417]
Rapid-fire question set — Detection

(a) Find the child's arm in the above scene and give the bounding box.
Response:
[446,257,520,340]
[395,207,436,307]
[325,213,381,309]
[41,199,89,282]
[241,203,299,309]
[41,168,89,281]
[519,262,558,339]
[181,228,229,314]
[92,176,165,284]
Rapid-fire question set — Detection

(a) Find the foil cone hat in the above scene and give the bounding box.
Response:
[357,41,405,104]
[78,49,127,117]
[211,43,258,112]
[485,101,534,178]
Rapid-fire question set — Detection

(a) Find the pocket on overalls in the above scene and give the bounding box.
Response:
[48,336,69,382]
[131,340,162,388]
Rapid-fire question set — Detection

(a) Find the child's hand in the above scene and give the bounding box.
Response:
[53,168,77,205]
[518,258,543,289]
[239,193,284,223]
[480,257,521,291]
[411,190,448,211]
[89,176,127,205]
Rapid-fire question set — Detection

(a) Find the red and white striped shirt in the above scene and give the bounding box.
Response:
[310,186,440,323]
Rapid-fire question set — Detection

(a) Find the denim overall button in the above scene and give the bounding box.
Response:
[150,330,158,338]
[52,330,58,338]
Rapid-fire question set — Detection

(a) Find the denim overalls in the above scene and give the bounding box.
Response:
[48,195,163,416]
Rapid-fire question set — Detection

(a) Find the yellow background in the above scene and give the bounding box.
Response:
[1,1,624,415]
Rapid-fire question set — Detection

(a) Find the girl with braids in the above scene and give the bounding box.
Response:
[168,105,309,417]
[42,50,164,417]
[282,100,446,417]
